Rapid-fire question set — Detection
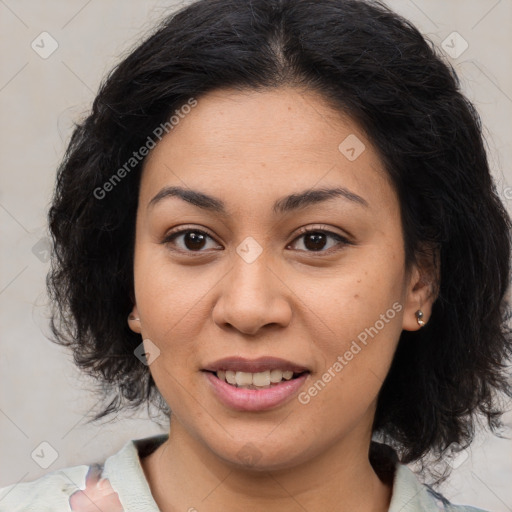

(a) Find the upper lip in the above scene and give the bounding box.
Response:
[202,356,310,374]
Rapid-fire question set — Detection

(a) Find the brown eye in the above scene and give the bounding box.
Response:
[162,229,222,253]
[289,228,351,253]
[303,232,328,251]
[181,231,207,250]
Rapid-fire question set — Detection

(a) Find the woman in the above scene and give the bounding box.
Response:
[1,0,510,510]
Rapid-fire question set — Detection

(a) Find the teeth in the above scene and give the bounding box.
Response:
[270,369,283,383]
[215,369,300,388]
[252,370,270,387]
[225,370,236,385]
[235,371,253,386]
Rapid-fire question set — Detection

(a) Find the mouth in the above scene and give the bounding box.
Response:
[202,355,310,389]
[201,356,310,411]
[204,369,309,390]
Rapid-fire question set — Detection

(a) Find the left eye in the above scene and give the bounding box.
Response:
[288,229,350,253]
[162,228,351,254]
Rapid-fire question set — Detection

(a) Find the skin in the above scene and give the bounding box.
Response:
[127,86,437,512]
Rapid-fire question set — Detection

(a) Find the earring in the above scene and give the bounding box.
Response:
[128,313,140,321]
[415,309,426,327]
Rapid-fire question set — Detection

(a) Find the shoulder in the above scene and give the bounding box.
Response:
[370,441,489,512]
[0,463,126,512]
[0,435,166,512]
[0,463,97,512]
[391,463,490,512]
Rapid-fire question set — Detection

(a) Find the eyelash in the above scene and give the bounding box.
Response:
[161,225,352,256]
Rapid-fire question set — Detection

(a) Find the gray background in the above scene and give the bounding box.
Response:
[0,0,511,510]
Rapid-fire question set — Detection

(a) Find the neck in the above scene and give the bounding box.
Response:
[141,422,393,512]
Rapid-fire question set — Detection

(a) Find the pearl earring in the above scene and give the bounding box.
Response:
[415,309,426,327]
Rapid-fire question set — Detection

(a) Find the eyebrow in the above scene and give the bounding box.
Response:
[148,185,369,215]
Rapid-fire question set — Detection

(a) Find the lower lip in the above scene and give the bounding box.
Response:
[203,371,309,412]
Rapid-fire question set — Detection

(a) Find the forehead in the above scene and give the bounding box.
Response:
[139,87,396,218]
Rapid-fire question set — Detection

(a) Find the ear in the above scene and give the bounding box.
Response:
[402,243,440,331]
[127,304,142,334]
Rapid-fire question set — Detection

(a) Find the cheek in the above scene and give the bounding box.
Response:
[299,247,404,402]
[300,300,402,434]
[299,249,404,345]
[132,251,206,371]
[134,245,211,330]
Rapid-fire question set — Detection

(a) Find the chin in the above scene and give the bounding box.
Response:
[209,436,316,473]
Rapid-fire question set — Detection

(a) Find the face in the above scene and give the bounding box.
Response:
[128,87,434,471]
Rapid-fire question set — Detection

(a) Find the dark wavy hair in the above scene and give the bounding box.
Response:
[47,0,512,484]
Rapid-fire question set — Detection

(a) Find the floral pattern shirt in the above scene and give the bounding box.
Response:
[0,434,489,511]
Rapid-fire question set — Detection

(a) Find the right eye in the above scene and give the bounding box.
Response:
[161,227,223,254]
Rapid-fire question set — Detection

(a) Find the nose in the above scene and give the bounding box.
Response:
[211,252,292,336]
